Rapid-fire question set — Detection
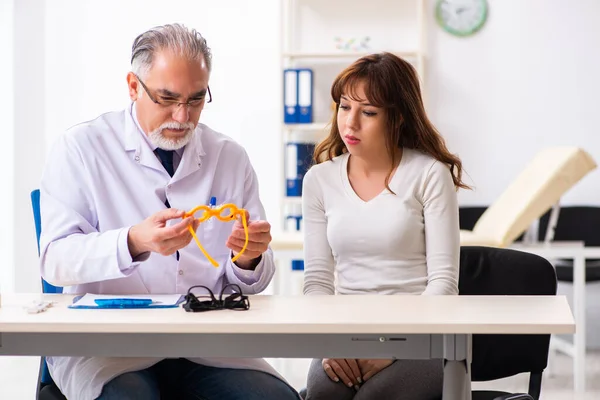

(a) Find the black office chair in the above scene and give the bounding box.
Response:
[460,204,600,282]
[537,206,600,282]
[458,206,488,233]
[299,246,556,400]
[460,246,557,400]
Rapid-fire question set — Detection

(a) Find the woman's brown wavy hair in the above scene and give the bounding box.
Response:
[313,52,469,190]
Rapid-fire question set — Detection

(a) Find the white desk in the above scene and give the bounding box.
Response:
[0,294,574,400]
[511,241,600,393]
[271,234,592,393]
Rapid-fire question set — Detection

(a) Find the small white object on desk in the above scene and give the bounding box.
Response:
[24,300,57,314]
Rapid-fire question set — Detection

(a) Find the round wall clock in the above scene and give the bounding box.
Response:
[435,0,489,37]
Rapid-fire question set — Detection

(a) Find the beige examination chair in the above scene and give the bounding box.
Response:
[460,147,597,248]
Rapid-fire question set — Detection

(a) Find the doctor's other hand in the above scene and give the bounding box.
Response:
[226,209,272,269]
[128,209,198,258]
[322,358,362,389]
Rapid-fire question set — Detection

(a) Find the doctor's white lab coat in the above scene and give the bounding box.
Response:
[39,104,284,400]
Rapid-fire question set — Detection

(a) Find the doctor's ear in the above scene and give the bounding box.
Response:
[126,72,140,101]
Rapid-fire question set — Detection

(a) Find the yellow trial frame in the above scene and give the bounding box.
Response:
[183,203,249,267]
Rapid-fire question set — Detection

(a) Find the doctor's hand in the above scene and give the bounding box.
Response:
[226,210,272,270]
[128,209,199,258]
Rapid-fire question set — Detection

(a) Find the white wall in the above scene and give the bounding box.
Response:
[42,0,283,221]
[11,0,283,292]
[1,0,15,293]
[426,0,600,206]
[12,0,47,294]
[9,0,600,292]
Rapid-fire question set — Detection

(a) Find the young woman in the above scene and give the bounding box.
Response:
[302,52,469,400]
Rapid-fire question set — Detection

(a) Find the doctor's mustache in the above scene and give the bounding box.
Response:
[153,121,196,135]
[148,121,197,150]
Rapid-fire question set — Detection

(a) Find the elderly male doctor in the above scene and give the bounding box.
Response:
[39,24,299,400]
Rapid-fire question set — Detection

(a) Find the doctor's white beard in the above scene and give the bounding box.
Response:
[148,121,196,150]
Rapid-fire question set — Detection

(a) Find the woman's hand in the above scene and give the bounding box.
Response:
[322,358,362,389]
[357,359,395,381]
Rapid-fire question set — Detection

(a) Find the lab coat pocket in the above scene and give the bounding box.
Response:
[200,219,233,259]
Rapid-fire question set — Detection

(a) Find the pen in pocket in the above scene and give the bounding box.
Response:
[207,197,217,225]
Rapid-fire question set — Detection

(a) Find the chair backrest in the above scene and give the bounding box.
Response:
[458,206,488,232]
[471,147,596,247]
[30,189,63,294]
[31,189,63,392]
[459,246,557,381]
[538,206,600,246]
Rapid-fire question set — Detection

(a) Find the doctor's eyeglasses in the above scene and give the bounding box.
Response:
[183,203,249,268]
[183,284,250,313]
[135,74,212,109]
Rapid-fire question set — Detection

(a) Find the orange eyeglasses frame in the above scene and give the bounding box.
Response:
[183,203,249,267]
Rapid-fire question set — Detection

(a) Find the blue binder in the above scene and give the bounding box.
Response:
[291,259,304,271]
[286,142,315,196]
[283,68,313,124]
[285,203,303,231]
[283,69,298,123]
[286,215,302,231]
[296,69,313,123]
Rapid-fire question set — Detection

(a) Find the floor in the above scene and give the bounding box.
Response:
[1,350,598,399]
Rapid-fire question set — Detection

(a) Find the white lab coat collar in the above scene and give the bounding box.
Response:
[124,103,206,183]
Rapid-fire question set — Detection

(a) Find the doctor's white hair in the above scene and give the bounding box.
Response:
[130,23,212,80]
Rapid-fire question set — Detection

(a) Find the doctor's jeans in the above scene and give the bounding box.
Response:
[96,358,300,400]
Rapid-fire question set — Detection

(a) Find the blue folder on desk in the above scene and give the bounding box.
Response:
[69,293,184,309]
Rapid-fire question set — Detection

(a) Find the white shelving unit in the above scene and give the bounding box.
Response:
[282,50,420,60]
[278,0,428,235]
[274,1,429,386]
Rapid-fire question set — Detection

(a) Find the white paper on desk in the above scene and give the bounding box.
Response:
[70,293,183,308]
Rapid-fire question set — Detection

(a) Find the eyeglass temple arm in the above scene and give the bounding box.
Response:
[184,206,250,267]
[230,211,249,263]
[187,225,219,267]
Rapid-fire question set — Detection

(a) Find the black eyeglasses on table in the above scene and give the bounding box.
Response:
[183,284,250,312]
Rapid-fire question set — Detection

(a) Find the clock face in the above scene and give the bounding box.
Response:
[435,0,488,37]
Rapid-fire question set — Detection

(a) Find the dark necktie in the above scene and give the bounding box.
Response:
[154,148,179,261]
[155,149,175,208]
[155,148,175,177]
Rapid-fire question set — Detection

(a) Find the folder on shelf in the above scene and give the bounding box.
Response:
[285,203,303,231]
[285,214,303,231]
[286,142,315,196]
[283,68,313,124]
[297,69,313,123]
[284,69,298,123]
